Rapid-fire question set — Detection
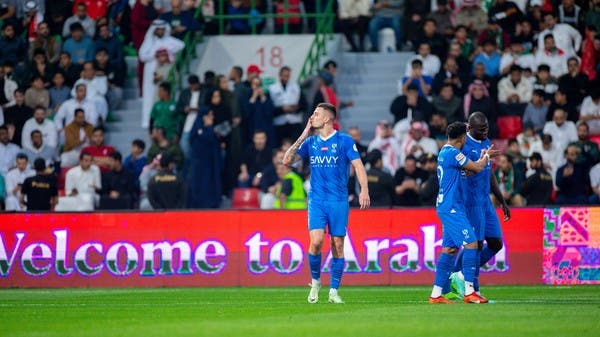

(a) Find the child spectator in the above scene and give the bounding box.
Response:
[123,139,147,180]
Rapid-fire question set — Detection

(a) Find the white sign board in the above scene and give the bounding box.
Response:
[195,35,315,83]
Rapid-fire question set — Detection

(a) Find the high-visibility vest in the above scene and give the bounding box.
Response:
[274,172,306,209]
[275,0,301,25]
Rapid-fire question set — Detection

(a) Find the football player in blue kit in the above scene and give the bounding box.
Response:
[449,112,510,302]
[429,122,491,304]
[282,103,370,304]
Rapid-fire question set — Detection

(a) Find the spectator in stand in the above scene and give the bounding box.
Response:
[569,121,600,169]
[147,126,184,169]
[461,80,497,136]
[244,76,276,148]
[390,83,434,124]
[188,108,222,208]
[0,0,16,23]
[55,152,101,211]
[3,153,33,211]
[160,0,201,40]
[497,65,532,116]
[500,41,536,76]
[338,0,370,52]
[28,21,61,64]
[487,0,523,35]
[49,71,70,116]
[520,152,553,205]
[20,158,57,211]
[428,112,448,147]
[147,153,186,209]
[238,129,271,188]
[138,154,160,210]
[544,108,578,155]
[522,89,548,133]
[22,130,57,168]
[60,108,94,167]
[139,19,184,128]
[312,71,341,127]
[368,0,404,52]
[62,2,96,38]
[217,74,243,194]
[476,18,511,52]
[530,133,565,187]
[71,62,109,123]
[432,56,467,96]
[427,0,452,38]
[532,64,559,101]
[45,0,70,36]
[393,154,427,206]
[417,153,438,206]
[505,137,527,178]
[556,145,589,204]
[469,61,497,99]
[517,122,542,158]
[368,120,402,174]
[404,42,441,78]
[24,75,49,111]
[579,87,600,135]
[150,82,180,141]
[270,66,303,147]
[586,0,600,32]
[558,0,584,32]
[81,127,115,173]
[94,24,125,71]
[94,48,124,113]
[432,84,462,124]
[176,74,201,175]
[123,139,147,180]
[0,22,26,70]
[57,51,82,87]
[54,84,98,133]
[258,149,285,209]
[548,87,578,122]
[347,126,368,162]
[0,65,17,109]
[99,152,138,209]
[365,149,394,207]
[454,0,487,38]
[559,57,589,105]
[535,34,569,78]
[400,121,438,165]
[226,0,250,34]
[451,26,475,64]
[492,154,524,207]
[0,125,21,174]
[416,18,448,59]
[401,59,433,97]
[472,39,502,78]
[273,163,306,210]
[62,23,95,65]
[3,89,33,147]
[21,106,57,151]
[24,48,53,88]
[537,10,581,58]
[131,0,159,78]
[512,19,535,52]
[589,159,600,204]
[404,0,429,49]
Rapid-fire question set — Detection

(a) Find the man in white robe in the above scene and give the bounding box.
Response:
[71,62,109,122]
[139,19,184,128]
[55,152,101,211]
[4,154,34,211]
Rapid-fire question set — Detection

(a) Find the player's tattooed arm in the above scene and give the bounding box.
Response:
[282,119,312,166]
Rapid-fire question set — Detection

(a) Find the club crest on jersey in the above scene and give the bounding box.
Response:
[331,143,337,153]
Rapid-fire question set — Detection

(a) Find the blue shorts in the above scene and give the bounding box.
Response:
[438,209,477,248]
[465,201,503,240]
[308,199,349,237]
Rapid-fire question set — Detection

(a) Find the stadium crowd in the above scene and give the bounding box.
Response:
[0,0,600,211]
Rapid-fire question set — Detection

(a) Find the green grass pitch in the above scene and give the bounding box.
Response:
[0,286,598,337]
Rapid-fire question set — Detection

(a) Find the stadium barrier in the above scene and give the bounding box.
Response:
[0,208,597,288]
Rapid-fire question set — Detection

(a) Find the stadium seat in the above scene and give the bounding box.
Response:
[232,188,260,209]
[590,135,600,148]
[497,116,522,139]
[491,139,509,154]
[57,167,71,190]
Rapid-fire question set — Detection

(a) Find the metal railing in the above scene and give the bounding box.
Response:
[166,0,336,92]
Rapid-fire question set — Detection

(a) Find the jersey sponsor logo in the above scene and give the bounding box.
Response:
[310,155,339,166]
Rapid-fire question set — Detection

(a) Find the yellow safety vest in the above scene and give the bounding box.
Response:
[274,172,306,209]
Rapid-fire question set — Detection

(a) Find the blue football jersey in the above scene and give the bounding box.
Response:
[436,144,468,212]
[460,134,492,203]
[298,131,360,202]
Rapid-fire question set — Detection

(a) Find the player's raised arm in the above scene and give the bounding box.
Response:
[282,119,312,166]
[351,158,370,210]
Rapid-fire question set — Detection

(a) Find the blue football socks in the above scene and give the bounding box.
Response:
[330,257,345,289]
[308,253,321,281]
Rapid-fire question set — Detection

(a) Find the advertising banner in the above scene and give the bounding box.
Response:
[0,208,543,288]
